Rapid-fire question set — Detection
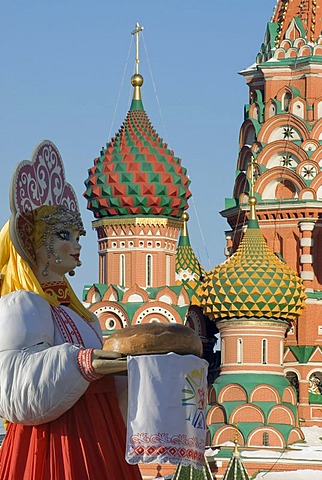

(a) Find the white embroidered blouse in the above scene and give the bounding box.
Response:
[0,290,103,426]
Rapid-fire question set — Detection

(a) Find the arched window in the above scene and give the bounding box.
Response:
[237,338,243,364]
[263,432,269,446]
[286,371,299,401]
[282,92,292,112]
[100,254,106,284]
[146,254,153,287]
[269,103,276,118]
[292,100,304,119]
[252,106,259,120]
[120,254,125,287]
[262,339,268,364]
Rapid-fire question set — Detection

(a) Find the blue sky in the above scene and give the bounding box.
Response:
[1,0,276,297]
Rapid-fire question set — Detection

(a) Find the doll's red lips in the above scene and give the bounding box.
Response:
[71,254,80,260]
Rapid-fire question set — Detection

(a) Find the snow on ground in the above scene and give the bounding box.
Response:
[254,471,322,479]
[301,426,322,446]
[242,444,322,461]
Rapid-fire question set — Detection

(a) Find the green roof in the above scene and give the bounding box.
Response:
[237,423,264,442]
[309,393,322,405]
[269,423,296,443]
[289,346,315,363]
[213,373,293,398]
[172,462,212,480]
[208,423,226,442]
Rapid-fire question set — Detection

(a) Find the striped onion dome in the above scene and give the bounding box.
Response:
[200,198,306,321]
[176,212,206,304]
[84,73,191,219]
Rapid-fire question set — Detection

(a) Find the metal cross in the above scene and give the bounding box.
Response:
[131,22,144,75]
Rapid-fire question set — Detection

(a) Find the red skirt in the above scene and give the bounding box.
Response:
[0,376,142,480]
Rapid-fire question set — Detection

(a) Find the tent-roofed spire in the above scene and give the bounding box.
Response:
[222,437,250,480]
[172,460,213,479]
[178,211,192,247]
[273,0,322,45]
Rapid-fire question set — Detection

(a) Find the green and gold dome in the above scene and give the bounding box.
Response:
[200,197,306,322]
[176,212,206,304]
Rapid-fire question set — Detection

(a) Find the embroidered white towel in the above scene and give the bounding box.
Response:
[126,353,208,470]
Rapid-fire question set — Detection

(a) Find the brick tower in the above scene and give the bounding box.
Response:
[82,25,207,350]
[221,0,322,427]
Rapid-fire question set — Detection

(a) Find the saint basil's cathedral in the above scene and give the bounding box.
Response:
[83,1,322,478]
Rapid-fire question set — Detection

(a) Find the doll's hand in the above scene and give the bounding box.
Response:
[92,349,127,375]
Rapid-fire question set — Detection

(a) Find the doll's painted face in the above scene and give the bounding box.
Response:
[35,226,82,282]
[31,205,85,283]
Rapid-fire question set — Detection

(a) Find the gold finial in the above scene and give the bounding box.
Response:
[233,424,240,457]
[131,22,144,101]
[181,211,189,237]
[249,155,257,221]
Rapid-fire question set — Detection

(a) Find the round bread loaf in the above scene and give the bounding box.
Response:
[103,323,203,357]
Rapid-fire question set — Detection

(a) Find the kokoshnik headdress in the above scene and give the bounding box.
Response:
[9,140,85,267]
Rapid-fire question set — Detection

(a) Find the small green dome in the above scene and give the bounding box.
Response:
[176,212,206,304]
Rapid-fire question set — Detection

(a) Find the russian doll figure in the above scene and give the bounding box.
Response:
[0,140,142,480]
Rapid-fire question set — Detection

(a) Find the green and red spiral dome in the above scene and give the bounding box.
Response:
[84,83,191,219]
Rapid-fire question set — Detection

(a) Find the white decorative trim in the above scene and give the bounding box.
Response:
[300,254,313,264]
[219,369,285,375]
[135,307,177,324]
[300,237,314,247]
[305,297,322,304]
[93,305,128,328]
[301,271,314,280]
[299,221,315,232]
[77,348,103,382]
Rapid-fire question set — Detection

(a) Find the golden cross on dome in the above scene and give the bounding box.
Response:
[131,22,144,75]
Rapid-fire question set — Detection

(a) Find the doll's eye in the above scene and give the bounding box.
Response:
[57,230,70,241]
